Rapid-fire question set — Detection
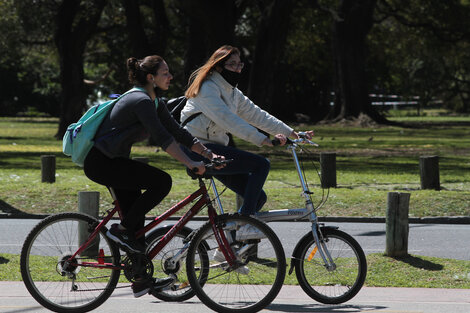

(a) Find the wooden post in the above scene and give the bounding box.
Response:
[419,156,440,190]
[132,157,149,164]
[41,155,56,183]
[320,152,337,188]
[78,191,100,257]
[385,192,410,257]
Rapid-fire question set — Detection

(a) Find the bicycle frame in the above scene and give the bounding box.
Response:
[214,140,336,270]
[68,176,236,271]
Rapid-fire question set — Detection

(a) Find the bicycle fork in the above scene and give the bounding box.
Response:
[310,220,336,271]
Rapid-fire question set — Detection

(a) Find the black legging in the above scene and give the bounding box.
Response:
[84,147,172,233]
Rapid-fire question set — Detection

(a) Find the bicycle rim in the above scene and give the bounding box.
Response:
[187,215,286,313]
[20,213,121,313]
[295,228,367,304]
[146,225,208,302]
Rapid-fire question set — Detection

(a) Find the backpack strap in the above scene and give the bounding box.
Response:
[181,112,202,127]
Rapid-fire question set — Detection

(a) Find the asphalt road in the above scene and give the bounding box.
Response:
[1,218,469,260]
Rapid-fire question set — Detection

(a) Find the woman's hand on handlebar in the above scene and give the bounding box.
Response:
[211,154,226,169]
[189,161,206,175]
[274,134,288,146]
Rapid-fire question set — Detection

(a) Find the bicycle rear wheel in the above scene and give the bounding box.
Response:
[20,213,121,313]
[186,214,286,313]
[294,227,367,304]
[146,225,209,302]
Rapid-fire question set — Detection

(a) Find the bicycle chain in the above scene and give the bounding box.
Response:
[71,284,131,292]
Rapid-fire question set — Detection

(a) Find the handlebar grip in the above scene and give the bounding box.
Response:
[271,137,293,146]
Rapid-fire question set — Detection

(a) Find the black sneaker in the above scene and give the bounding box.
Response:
[106,224,144,254]
[131,279,151,298]
[151,276,175,292]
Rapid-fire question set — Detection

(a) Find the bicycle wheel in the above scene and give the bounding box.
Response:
[20,213,121,313]
[294,227,367,304]
[146,225,209,302]
[186,214,286,313]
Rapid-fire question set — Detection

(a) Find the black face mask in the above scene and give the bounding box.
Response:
[220,68,241,87]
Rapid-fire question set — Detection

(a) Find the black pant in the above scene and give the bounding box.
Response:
[84,147,172,233]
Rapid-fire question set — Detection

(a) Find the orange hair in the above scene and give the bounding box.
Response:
[185,45,240,98]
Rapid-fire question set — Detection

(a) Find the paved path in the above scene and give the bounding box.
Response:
[1,281,470,313]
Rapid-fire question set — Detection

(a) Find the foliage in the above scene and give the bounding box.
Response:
[1,0,469,119]
[0,1,59,116]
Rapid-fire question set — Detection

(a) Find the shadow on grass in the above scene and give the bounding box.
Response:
[0,256,9,264]
[0,199,25,216]
[392,254,443,271]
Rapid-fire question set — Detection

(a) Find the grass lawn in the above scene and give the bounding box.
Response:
[1,116,469,218]
[2,252,470,288]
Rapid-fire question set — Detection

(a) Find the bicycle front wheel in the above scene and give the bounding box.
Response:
[20,213,121,313]
[186,214,286,313]
[294,227,367,304]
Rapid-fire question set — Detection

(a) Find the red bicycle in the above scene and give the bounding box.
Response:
[20,159,286,313]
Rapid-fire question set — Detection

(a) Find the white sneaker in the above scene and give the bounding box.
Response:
[213,249,249,275]
[235,224,266,241]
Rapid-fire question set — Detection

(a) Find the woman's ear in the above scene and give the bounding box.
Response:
[146,73,154,84]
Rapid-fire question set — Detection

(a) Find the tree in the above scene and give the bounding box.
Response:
[374,0,470,113]
[182,0,237,80]
[54,0,107,138]
[122,0,169,58]
[313,0,388,123]
[246,0,295,113]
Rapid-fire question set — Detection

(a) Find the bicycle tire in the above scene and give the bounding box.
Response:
[186,214,286,313]
[20,212,121,313]
[294,227,367,304]
[145,225,209,302]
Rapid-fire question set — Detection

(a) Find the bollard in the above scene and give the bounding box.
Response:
[419,156,440,190]
[132,157,149,164]
[41,155,56,183]
[78,191,100,257]
[320,152,337,188]
[385,192,410,257]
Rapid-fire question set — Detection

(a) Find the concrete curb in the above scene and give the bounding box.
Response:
[1,211,470,224]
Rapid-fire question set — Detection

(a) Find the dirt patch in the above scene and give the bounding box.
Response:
[317,113,380,128]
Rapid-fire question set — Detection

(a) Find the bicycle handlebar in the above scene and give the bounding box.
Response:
[189,158,233,179]
[271,133,319,147]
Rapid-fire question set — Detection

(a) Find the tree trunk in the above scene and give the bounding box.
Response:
[55,0,106,138]
[247,0,294,113]
[149,0,169,56]
[327,0,386,123]
[183,0,236,80]
[123,0,151,58]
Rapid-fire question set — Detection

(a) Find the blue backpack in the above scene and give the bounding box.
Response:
[62,87,148,167]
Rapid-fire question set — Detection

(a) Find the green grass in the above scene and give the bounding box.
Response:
[3,253,470,288]
[1,116,470,217]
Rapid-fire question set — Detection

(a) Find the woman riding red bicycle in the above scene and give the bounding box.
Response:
[83,55,223,297]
